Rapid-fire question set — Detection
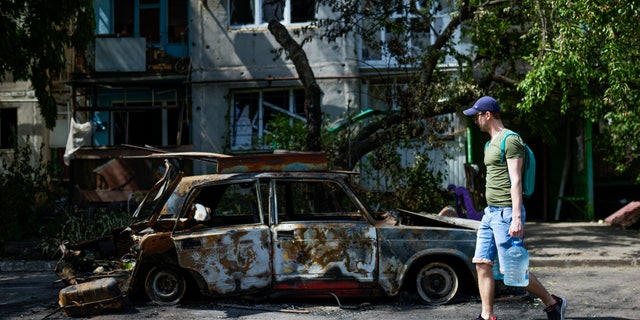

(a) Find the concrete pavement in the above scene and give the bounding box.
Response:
[527,221,640,268]
[1,222,638,272]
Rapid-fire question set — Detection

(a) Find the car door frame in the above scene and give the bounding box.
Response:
[266,176,379,292]
[171,178,273,297]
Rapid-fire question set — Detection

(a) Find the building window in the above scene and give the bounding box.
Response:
[290,0,315,23]
[168,0,188,43]
[109,103,180,146]
[0,108,17,149]
[113,0,134,36]
[230,88,306,150]
[84,88,188,147]
[360,0,457,66]
[139,0,161,43]
[229,0,316,27]
[112,0,188,46]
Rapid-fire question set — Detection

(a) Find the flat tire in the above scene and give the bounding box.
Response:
[145,265,186,305]
[415,262,458,305]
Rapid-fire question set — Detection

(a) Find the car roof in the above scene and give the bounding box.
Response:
[124,150,356,175]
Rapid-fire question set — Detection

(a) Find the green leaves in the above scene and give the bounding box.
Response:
[513,0,640,174]
[0,0,94,129]
[0,140,55,243]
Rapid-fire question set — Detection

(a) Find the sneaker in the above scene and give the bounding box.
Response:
[544,295,567,320]
[476,315,497,320]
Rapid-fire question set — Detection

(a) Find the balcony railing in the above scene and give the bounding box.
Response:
[74,36,190,75]
[95,37,147,72]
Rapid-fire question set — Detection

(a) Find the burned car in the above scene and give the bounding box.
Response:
[55,152,479,314]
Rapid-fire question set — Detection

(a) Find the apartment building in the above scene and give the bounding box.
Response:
[60,0,469,207]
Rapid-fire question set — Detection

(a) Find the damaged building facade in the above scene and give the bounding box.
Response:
[64,0,193,205]
[0,79,48,169]
[59,0,470,208]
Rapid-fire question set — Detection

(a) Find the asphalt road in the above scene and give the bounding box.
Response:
[1,266,639,320]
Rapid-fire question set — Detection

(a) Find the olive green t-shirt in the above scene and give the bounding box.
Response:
[484,129,525,206]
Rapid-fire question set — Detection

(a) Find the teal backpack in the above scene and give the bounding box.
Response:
[486,131,536,198]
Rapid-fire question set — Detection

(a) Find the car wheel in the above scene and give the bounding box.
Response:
[145,265,186,305]
[415,262,458,305]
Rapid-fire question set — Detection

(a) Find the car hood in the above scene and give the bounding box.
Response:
[377,208,480,230]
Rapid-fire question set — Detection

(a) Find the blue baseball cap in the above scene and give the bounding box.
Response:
[463,96,501,116]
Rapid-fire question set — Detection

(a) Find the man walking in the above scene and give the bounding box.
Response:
[463,96,566,320]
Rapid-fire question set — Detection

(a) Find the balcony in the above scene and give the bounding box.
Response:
[95,37,146,72]
[75,36,190,75]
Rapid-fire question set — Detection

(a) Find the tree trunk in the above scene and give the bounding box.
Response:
[268,20,322,151]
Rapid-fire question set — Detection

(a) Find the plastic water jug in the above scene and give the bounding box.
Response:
[503,239,529,287]
[492,258,503,280]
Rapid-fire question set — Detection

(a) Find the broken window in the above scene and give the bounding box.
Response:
[359,0,455,66]
[262,0,284,23]
[110,103,181,146]
[275,180,362,222]
[230,88,305,150]
[82,87,187,147]
[181,181,263,229]
[229,0,315,27]
[0,108,17,149]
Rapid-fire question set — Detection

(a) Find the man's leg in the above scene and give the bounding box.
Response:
[473,206,500,320]
[476,262,496,319]
[526,272,567,320]
[526,272,556,307]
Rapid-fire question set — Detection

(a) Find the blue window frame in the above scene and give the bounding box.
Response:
[94,0,189,58]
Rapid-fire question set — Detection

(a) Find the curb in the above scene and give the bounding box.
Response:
[0,260,57,272]
[530,258,639,268]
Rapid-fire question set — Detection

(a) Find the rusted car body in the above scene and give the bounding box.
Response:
[55,152,479,313]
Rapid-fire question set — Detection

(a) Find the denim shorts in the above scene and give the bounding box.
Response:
[472,205,526,268]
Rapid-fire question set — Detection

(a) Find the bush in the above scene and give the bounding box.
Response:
[0,142,55,245]
[358,144,450,213]
[0,141,133,259]
[39,206,132,259]
[263,114,307,150]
